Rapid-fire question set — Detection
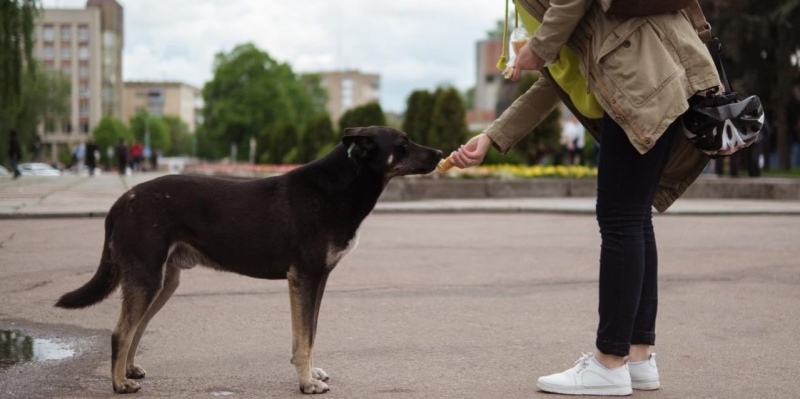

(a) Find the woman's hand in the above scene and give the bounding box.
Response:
[511,43,546,81]
[449,133,493,168]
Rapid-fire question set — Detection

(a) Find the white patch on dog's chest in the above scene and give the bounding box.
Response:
[326,232,359,271]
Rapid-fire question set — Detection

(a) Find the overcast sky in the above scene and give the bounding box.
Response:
[43,0,501,114]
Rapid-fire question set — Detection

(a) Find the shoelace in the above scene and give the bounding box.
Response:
[574,352,594,373]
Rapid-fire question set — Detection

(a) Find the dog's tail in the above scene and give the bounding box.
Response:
[55,211,120,309]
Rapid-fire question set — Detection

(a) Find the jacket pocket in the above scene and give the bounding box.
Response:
[595,18,680,107]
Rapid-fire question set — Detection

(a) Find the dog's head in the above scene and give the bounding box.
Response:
[342,126,443,179]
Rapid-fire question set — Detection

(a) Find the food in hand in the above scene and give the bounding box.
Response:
[502,65,516,79]
[436,156,454,173]
[512,40,527,55]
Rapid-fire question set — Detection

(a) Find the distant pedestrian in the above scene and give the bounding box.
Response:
[150,147,159,172]
[8,130,22,179]
[129,140,143,172]
[116,139,128,176]
[86,139,99,176]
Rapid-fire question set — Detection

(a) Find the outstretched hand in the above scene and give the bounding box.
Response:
[449,133,493,169]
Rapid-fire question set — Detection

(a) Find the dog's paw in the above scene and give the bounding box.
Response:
[126,364,146,379]
[299,379,330,394]
[113,379,141,394]
[312,367,329,382]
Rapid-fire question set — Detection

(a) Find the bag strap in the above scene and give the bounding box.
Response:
[497,0,521,72]
[684,1,713,44]
[684,1,732,92]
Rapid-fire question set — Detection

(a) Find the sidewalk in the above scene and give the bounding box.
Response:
[1,173,799,219]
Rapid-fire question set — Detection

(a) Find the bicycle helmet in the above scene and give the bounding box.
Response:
[681,93,764,158]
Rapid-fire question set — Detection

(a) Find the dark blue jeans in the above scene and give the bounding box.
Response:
[595,114,676,357]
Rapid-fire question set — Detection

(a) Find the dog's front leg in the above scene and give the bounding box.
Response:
[288,269,329,394]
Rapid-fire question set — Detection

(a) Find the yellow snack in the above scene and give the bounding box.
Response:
[436,156,454,173]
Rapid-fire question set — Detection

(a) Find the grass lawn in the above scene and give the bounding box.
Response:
[761,168,800,178]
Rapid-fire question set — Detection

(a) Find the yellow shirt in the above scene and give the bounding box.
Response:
[514,1,604,119]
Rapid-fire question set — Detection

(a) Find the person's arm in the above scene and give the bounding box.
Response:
[449,75,561,168]
[484,75,561,153]
[511,0,591,80]
[529,0,592,64]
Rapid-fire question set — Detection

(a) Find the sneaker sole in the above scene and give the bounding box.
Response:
[632,380,660,390]
[536,380,632,396]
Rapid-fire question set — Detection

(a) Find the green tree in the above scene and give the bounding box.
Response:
[91,116,132,164]
[259,124,299,164]
[338,101,387,130]
[0,0,39,114]
[298,73,329,117]
[301,114,337,162]
[199,43,319,162]
[129,110,170,153]
[402,90,434,145]
[0,63,70,164]
[428,87,468,153]
[509,72,561,165]
[162,115,192,156]
[702,0,800,170]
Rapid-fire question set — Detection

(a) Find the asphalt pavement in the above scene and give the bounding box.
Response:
[0,173,799,398]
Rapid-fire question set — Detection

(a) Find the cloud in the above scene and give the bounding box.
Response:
[42,0,501,113]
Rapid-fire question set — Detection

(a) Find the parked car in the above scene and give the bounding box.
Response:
[0,165,8,176]
[18,163,62,177]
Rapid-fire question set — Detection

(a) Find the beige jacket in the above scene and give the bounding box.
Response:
[484,0,722,212]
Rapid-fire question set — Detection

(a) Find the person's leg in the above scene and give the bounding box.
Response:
[595,114,675,366]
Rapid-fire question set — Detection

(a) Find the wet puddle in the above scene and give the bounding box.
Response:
[0,330,75,369]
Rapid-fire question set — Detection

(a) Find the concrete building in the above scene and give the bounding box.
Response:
[122,81,202,133]
[318,70,380,123]
[470,37,505,131]
[33,0,124,159]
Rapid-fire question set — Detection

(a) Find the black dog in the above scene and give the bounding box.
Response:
[55,126,443,394]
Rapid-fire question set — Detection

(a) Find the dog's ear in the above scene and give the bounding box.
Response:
[342,127,376,159]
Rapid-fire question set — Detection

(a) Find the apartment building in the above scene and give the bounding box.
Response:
[122,81,202,133]
[470,37,505,131]
[318,70,380,123]
[33,0,123,159]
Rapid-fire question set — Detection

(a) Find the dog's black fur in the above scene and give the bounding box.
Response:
[55,126,442,394]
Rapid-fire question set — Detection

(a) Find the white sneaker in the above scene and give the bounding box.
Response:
[536,353,632,396]
[629,353,660,390]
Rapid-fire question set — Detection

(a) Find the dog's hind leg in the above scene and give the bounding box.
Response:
[110,253,168,394]
[288,268,330,394]
[125,264,181,380]
[310,272,330,383]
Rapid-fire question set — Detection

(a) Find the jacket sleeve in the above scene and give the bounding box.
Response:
[529,0,592,63]
[484,75,561,154]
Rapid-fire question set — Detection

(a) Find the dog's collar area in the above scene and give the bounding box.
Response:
[347,143,355,159]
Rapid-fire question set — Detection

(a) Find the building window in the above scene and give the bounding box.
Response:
[60,25,71,41]
[62,120,72,134]
[61,63,71,76]
[61,46,71,60]
[103,31,115,48]
[79,84,89,98]
[43,25,54,41]
[78,65,88,77]
[79,45,89,60]
[78,25,89,42]
[43,45,54,60]
[81,123,90,134]
[45,118,57,134]
[341,77,353,110]
[79,101,90,116]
